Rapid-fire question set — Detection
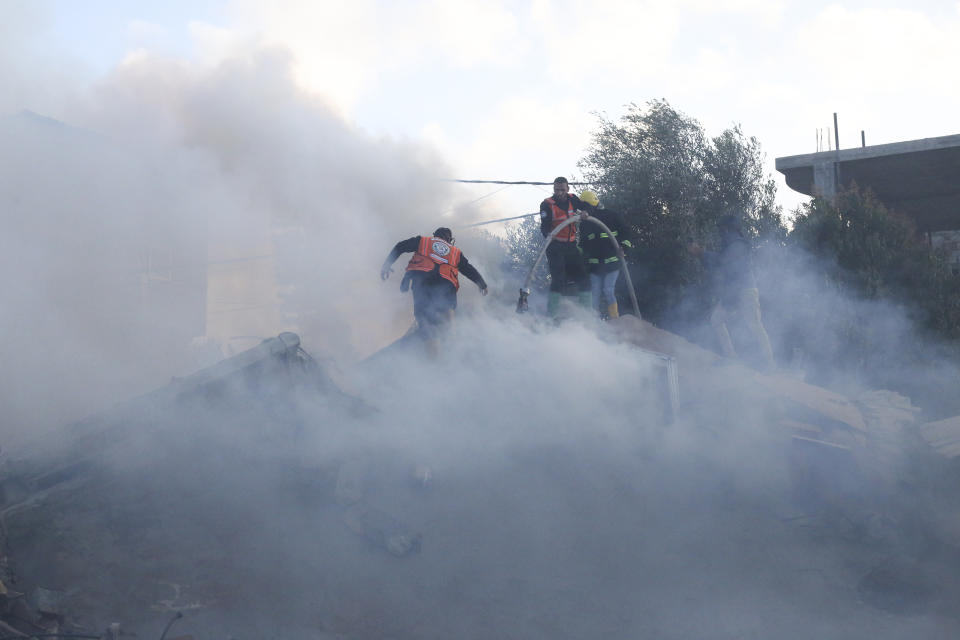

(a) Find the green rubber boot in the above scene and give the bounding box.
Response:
[577,291,593,309]
[547,291,562,318]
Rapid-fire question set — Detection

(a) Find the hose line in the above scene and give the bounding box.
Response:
[517,214,640,317]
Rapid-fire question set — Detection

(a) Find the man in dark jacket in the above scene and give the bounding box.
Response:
[690,215,775,369]
[539,176,596,317]
[381,227,487,337]
[578,189,633,319]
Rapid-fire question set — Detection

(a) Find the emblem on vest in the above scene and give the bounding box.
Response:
[430,240,451,262]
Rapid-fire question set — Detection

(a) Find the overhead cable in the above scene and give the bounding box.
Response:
[444,179,591,186]
[464,212,539,228]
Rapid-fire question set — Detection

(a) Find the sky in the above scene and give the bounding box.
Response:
[6,0,960,221]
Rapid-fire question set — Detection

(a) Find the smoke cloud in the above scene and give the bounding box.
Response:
[3,13,960,640]
[0,38,462,437]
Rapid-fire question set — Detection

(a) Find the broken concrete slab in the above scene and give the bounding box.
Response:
[752,373,867,434]
[0,333,376,638]
[1,333,369,495]
[343,502,421,557]
[334,459,368,507]
[29,587,66,618]
[609,315,871,438]
[917,415,960,455]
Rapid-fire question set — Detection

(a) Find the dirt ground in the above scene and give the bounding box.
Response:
[7,426,960,640]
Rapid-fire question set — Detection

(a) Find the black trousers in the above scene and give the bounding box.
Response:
[546,241,589,293]
[411,275,457,336]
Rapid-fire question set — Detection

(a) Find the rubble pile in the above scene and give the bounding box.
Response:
[2,326,960,638]
[0,333,368,639]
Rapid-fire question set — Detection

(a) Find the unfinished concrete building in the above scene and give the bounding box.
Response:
[776,132,960,273]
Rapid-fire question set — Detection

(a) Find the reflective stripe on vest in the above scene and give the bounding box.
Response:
[585,230,618,241]
[587,256,621,264]
[547,198,577,242]
[405,236,462,290]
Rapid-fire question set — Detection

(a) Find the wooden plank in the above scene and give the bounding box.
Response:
[918,432,960,449]
[754,372,868,432]
[791,435,853,453]
[919,415,960,430]
[779,419,823,436]
[918,416,960,446]
[932,439,960,459]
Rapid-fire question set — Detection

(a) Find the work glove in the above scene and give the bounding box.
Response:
[478,282,489,296]
[380,264,393,281]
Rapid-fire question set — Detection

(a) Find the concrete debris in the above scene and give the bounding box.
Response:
[917,414,960,458]
[0,581,66,638]
[0,333,372,639]
[410,464,433,489]
[334,458,423,554]
[857,559,937,615]
[103,622,121,640]
[611,316,931,487]
[334,459,367,507]
[778,418,823,437]
[1,326,959,637]
[30,586,66,617]
[610,315,960,557]
[0,619,27,637]
[343,503,421,557]
[753,372,867,433]
[611,315,869,437]
[788,435,858,511]
[854,389,923,481]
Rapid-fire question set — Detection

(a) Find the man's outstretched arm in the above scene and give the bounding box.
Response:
[459,256,488,295]
[381,236,420,280]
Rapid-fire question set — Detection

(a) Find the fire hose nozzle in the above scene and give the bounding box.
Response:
[516,288,530,313]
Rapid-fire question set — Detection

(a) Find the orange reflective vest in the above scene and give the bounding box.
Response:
[405,236,462,290]
[546,197,578,242]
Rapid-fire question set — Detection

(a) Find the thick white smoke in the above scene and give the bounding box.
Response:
[0,39,467,437]
[2,10,958,640]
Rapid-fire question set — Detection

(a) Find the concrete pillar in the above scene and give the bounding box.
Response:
[812,161,838,199]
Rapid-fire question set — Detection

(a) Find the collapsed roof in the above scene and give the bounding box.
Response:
[3,325,960,639]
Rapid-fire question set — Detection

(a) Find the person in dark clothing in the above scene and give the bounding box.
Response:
[578,189,633,319]
[381,227,488,337]
[539,176,596,317]
[689,215,775,369]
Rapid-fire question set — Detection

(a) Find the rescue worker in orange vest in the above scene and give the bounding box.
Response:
[380,227,488,336]
[540,177,596,317]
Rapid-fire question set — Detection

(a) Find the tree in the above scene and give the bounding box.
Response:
[759,184,960,415]
[502,215,547,288]
[789,185,960,339]
[577,99,785,328]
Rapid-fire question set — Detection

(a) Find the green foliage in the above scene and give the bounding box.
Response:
[758,184,960,415]
[502,215,549,289]
[789,184,960,340]
[500,100,960,414]
[577,99,786,325]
